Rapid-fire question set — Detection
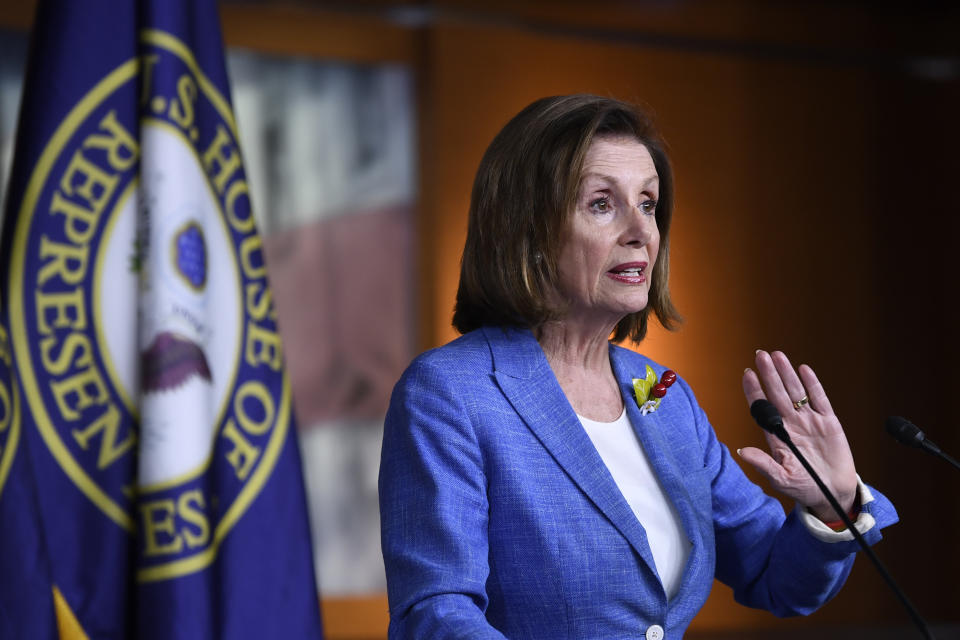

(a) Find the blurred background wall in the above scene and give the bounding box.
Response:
[2,1,959,638]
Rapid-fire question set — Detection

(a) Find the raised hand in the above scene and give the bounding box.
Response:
[739,350,858,521]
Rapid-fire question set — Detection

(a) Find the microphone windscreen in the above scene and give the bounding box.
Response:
[750,399,783,436]
[885,416,922,448]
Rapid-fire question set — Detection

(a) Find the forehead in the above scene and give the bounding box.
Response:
[581,135,658,185]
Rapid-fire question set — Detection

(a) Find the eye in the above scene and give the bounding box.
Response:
[638,199,657,216]
[588,197,613,214]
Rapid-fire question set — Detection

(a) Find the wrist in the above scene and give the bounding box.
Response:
[811,489,861,531]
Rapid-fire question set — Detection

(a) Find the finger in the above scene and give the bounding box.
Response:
[742,368,790,457]
[737,446,787,487]
[753,350,795,420]
[798,363,833,415]
[741,366,765,406]
[770,351,810,414]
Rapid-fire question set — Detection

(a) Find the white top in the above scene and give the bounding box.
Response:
[578,408,691,599]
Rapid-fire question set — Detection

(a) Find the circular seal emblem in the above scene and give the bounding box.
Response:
[0,320,18,500]
[7,30,292,582]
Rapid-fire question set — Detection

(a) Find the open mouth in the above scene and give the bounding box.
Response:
[608,261,648,280]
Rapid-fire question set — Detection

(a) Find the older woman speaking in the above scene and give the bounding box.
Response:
[379,95,897,639]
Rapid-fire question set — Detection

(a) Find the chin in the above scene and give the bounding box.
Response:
[615,296,650,316]
[596,304,647,328]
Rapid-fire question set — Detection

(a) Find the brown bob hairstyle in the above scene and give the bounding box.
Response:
[452,94,681,343]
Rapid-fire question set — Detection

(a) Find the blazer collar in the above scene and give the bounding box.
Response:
[610,345,691,504]
[483,326,662,584]
[610,345,708,600]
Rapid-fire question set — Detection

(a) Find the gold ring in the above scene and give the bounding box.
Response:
[793,395,809,410]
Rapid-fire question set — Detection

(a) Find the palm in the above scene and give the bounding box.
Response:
[740,351,858,520]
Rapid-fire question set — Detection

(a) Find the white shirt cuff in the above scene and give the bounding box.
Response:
[797,475,877,543]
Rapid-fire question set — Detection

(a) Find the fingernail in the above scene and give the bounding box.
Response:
[743,367,751,374]
[736,448,743,457]
[755,349,761,354]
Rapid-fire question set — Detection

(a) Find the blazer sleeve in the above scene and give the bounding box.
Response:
[378,357,508,639]
[680,379,900,616]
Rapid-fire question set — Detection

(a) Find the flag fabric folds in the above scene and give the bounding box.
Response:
[0,300,59,639]
[0,1,324,637]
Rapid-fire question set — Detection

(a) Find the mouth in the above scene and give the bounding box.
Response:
[607,262,647,282]
[607,261,648,283]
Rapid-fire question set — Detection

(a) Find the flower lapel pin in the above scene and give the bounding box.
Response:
[632,365,677,415]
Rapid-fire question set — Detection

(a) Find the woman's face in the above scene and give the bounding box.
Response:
[556,135,660,330]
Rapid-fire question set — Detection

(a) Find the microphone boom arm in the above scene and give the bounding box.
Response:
[751,400,934,639]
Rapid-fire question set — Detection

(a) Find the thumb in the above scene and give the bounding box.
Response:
[737,446,786,486]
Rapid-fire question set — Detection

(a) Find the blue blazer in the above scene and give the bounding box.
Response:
[379,327,897,639]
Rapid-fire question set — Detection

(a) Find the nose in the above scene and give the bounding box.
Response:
[622,206,655,247]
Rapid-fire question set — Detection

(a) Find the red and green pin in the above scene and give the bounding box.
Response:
[632,366,677,415]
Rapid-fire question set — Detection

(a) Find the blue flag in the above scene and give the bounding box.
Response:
[0,1,324,637]
[0,296,60,639]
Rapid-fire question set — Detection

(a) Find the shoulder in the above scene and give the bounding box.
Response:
[403,325,542,381]
[391,328,503,407]
[385,328,512,441]
[403,328,495,381]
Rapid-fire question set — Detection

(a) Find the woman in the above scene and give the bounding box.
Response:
[379,95,897,639]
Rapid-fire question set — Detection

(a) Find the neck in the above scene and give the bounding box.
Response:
[537,320,613,372]
[537,318,624,421]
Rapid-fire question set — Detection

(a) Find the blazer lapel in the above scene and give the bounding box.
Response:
[610,346,705,575]
[483,327,661,579]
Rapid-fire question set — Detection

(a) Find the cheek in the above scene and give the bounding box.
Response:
[564,234,606,272]
[649,228,662,267]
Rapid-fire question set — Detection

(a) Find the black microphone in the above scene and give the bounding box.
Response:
[750,398,789,441]
[886,416,960,471]
[749,399,934,640]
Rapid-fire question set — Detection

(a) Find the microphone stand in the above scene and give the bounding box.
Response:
[774,431,935,640]
[931,450,960,472]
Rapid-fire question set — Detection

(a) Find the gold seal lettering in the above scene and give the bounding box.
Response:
[71,403,135,470]
[141,498,184,556]
[221,418,260,481]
